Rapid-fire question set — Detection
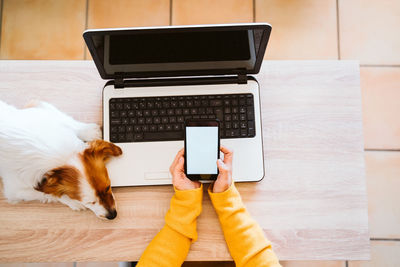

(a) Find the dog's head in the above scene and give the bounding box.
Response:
[35,140,122,220]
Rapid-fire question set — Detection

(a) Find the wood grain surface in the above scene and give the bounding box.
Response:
[0,60,370,262]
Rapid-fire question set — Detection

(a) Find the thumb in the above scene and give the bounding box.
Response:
[177,157,184,170]
[217,159,228,173]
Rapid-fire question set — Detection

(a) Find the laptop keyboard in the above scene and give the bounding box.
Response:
[109,93,256,143]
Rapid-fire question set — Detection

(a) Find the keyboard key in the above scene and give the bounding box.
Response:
[111,119,121,125]
[215,108,224,121]
[134,133,143,141]
[226,130,240,137]
[247,107,255,120]
[210,100,222,106]
[144,131,183,141]
[126,133,134,141]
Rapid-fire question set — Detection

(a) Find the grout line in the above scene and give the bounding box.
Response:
[83,0,89,60]
[0,0,4,56]
[371,238,400,241]
[169,0,173,26]
[253,0,256,22]
[365,148,400,152]
[360,64,400,68]
[336,0,341,60]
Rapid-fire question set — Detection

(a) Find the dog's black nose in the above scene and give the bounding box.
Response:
[106,209,117,220]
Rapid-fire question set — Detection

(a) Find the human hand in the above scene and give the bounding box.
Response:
[213,146,233,193]
[169,149,201,191]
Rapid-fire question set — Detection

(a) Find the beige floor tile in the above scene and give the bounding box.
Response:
[339,0,400,65]
[281,261,345,267]
[256,0,338,59]
[0,264,73,267]
[349,241,400,267]
[182,262,234,267]
[172,0,253,25]
[0,0,86,60]
[86,0,170,60]
[87,0,170,29]
[76,262,118,267]
[365,151,400,238]
[361,67,400,149]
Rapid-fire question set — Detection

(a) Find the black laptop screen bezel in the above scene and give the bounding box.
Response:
[83,24,272,79]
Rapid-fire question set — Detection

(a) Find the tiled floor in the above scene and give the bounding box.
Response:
[1,0,400,266]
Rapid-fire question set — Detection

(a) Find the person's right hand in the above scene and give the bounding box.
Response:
[169,148,201,191]
[213,146,233,193]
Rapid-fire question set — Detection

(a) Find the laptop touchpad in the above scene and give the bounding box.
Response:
[144,171,171,180]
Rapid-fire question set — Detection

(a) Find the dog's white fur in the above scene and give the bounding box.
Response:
[0,100,114,218]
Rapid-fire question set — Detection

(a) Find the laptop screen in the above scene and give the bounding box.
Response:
[84,24,271,79]
[109,30,250,64]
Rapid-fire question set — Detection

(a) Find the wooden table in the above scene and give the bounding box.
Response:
[0,60,370,262]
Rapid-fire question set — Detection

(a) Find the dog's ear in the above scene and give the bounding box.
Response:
[85,140,122,162]
[35,166,81,200]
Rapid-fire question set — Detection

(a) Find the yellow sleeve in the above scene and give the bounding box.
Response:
[208,183,282,267]
[137,184,203,267]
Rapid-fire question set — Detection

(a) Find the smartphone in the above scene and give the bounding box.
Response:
[184,119,220,180]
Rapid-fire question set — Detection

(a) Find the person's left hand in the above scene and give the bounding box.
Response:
[169,149,201,190]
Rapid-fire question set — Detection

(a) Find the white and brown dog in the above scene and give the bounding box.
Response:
[0,100,122,220]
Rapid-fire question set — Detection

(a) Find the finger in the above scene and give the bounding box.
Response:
[176,156,185,173]
[170,148,184,173]
[217,159,229,175]
[220,146,233,165]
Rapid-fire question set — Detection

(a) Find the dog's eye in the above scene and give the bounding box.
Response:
[106,186,111,192]
[90,201,95,205]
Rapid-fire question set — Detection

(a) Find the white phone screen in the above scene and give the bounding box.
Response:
[186,126,219,174]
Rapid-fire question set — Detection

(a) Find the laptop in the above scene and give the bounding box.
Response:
[83,23,272,187]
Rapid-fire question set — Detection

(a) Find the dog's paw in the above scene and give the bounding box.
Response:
[78,123,102,141]
[66,202,86,211]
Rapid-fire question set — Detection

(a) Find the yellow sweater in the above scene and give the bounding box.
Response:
[137,183,281,267]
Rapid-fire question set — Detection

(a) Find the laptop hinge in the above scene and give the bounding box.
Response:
[114,73,125,89]
[237,69,248,84]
